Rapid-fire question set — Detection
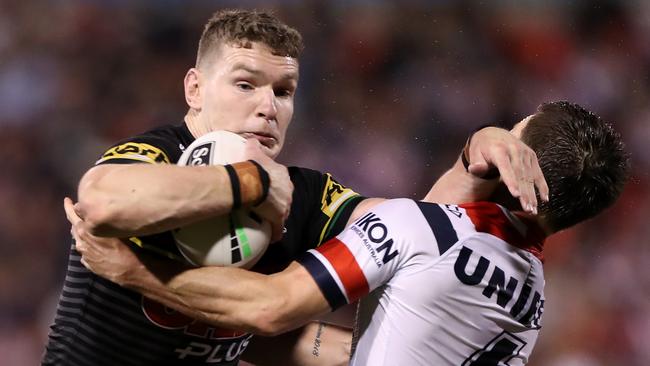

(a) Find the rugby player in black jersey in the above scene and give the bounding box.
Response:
[43,9,547,366]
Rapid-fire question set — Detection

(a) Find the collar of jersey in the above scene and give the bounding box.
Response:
[459,202,547,263]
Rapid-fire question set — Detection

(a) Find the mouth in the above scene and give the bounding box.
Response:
[241,132,278,150]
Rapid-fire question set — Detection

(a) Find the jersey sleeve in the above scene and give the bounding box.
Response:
[95,134,179,166]
[288,168,366,251]
[315,173,365,244]
[297,204,406,311]
[310,169,365,246]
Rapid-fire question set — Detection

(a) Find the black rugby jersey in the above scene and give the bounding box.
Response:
[43,123,364,366]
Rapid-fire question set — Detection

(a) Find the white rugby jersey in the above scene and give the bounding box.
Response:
[298,199,546,366]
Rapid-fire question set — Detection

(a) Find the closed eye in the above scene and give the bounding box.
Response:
[274,88,295,98]
[236,82,254,91]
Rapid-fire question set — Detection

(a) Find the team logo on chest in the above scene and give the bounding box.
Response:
[141,297,251,362]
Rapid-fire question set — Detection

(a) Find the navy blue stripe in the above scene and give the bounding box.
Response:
[510,283,532,318]
[415,202,458,255]
[297,252,347,310]
[519,291,542,325]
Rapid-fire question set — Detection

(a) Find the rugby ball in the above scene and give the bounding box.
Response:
[173,130,271,268]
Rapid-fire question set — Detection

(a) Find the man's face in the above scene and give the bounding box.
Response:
[195,42,299,158]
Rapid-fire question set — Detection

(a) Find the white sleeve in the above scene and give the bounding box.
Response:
[297,204,409,310]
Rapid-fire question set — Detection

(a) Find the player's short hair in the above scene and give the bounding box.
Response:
[196,9,304,68]
[522,101,630,232]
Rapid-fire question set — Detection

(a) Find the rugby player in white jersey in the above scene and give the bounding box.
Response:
[67,101,628,365]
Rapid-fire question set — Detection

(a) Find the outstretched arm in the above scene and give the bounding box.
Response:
[345,126,550,226]
[135,259,328,336]
[67,197,328,336]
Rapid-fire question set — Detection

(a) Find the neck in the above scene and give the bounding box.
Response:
[489,184,554,236]
[184,109,208,138]
[489,184,521,211]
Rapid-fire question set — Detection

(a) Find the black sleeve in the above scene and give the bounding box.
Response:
[290,167,366,249]
[95,132,181,166]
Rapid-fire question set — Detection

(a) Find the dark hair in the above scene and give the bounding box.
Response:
[521,101,630,232]
[196,9,304,68]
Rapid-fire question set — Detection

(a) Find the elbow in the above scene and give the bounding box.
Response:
[77,200,116,237]
[79,207,118,237]
[252,321,289,338]
[77,167,123,236]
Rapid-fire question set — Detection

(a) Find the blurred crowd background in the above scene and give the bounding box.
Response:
[1,0,648,365]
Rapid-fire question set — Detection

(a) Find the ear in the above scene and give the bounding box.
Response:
[184,68,202,110]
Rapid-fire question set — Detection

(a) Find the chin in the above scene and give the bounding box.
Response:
[264,145,280,159]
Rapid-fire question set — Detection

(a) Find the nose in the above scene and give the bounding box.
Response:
[256,87,277,121]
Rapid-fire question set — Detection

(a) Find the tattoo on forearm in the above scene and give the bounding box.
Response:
[312,322,326,357]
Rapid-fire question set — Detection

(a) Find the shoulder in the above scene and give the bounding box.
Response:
[289,166,363,214]
[140,123,194,147]
[355,198,425,237]
[360,200,475,257]
[288,167,358,196]
[287,166,325,183]
[96,123,192,165]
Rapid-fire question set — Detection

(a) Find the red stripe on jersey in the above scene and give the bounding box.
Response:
[316,238,370,302]
[460,202,546,262]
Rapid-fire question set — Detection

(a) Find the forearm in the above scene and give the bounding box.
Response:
[118,256,324,336]
[293,322,352,366]
[425,156,499,203]
[77,164,235,236]
[117,254,283,335]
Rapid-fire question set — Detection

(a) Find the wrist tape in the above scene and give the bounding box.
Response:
[224,160,270,209]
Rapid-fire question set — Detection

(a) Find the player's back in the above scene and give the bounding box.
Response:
[351,200,545,366]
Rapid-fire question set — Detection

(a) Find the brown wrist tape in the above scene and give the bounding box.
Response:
[247,160,270,206]
[226,161,270,208]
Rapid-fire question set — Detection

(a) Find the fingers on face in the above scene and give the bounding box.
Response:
[517,149,537,213]
[518,179,537,214]
[529,153,549,202]
[514,152,530,200]
[484,140,546,214]
[492,147,519,197]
